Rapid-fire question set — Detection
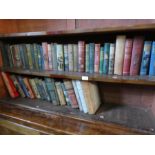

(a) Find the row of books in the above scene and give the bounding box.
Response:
[1,36,155,76]
[1,72,101,114]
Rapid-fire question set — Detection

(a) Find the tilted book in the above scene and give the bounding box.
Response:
[114,35,126,75]
[122,39,133,75]
[130,36,144,76]
[149,41,155,76]
[140,41,152,75]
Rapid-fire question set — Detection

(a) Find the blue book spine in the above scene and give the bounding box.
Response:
[19,45,26,69]
[103,43,110,74]
[17,76,30,98]
[36,44,42,71]
[140,41,152,75]
[39,45,45,70]
[99,46,104,74]
[30,44,35,70]
[89,43,95,73]
[149,42,155,76]
[22,44,29,69]
[85,44,90,73]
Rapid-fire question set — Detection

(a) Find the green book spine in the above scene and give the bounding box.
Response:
[99,46,104,74]
[33,44,39,70]
[30,44,36,70]
[103,43,110,74]
[73,44,78,72]
[22,44,29,69]
[89,43,95,73]
[26,44,33,70]
[42,80,51,102]
[85,44,90,73]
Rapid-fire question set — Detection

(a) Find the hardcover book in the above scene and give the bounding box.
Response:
[42,42,49,70]
[99,46,104,74]
[68,44,74,72]
[122,39,133,75]
[73,44,78,72]
[48,44,53,70]
[51,43,58,71]
[149,41,155,76]
[85,44,90,73]
[140,41,152,75]
[78,41,85,72]
[26,44,33,70]
[89,43,95,73]
[56,44,64,71]
[108,43,115,75]
[103,43,110,74]
[94,44,100,73]
[130,36,144,76]
[114,35,126,75]
[64,44,69,71]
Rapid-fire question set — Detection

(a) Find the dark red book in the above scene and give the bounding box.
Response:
[78,41,85,72]
[130,36,144,76]
[1,72,19,98]
[123,39,133,75]
[94,44,100,73]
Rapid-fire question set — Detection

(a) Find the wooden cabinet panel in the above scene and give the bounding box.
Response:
[0,20,17,33]
[75,19,155,29]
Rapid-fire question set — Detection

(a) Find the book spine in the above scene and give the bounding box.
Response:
[22,44,29,69]
[130,36,144,76]
[89,43,95,73]
[26,44,33,70]
[14,45,22,68]
[64,44,69,71]
[33,44,39,70]
[68,44,74,72]
[55,82,66,106]
[30,44,36,70]
[10,75,26,98]
[17,76,30,98]
[44,78,60,105]
[0,48,3,67]
[75,80,88,113]
[36,44,41,71]
[114,35,126,75]
[108,43,115,75]
[123,39,133,75]
[42,42,49,70]
[23,78,35,99]
[9,46,14,68]
[48,44,53,70]
[149,42,155,76]
[140,41,152,75]
[38,79,47,100]
[42,80,51,101]
[72,80,83,111]
[63,80,78,108]
[94,44,100,73]
[73,44,78,72]
[39,45,44,70]
[34,78,44,100]
[56,44,64,71]
[18,45,26,69]
[29,79,41,99]
[85,44,90,73]
[103,43,110,74]
[78,41,85,72]
[1,72,19,98]
[51,43,58,71]
[99,46,104,74]
[6,45,13,68]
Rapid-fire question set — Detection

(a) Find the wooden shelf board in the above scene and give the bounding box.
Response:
[0,23,155,38]
[1,67,155,86]
[0,97,154,134]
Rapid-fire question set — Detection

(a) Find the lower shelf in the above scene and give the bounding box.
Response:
[0,97,154,134]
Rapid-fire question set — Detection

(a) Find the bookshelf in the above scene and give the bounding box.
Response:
[1,22,155,134]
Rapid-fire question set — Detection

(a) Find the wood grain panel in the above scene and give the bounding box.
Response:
[0,20,17,33]
[76,19,155,29]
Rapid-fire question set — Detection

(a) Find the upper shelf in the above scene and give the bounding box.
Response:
[1,67,155,86]
[1,23,155,38]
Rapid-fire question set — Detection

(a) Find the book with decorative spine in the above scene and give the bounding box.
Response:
[103,43,110,74]
[85,44,90,73]
[149,41,155,76]
[56,44,64,71]
[99,46,104,74]
[94,44,100,73]
[68,44,74,72]
[25,44,33,70]
[130,36,144,76]
[73,44,78,72]
[108,43,115,75]
[55,82,66,106]
[89,43,95,73]
[47,44,53,70]
[78,41,85,72]
[122,39,133,75]
[51,43,57,71]
[114,35,126,75]
[140,41,152,75]
[41,80,51,102]
[64,44,69,71]
[33,44,39,70]
[42,42,49,70]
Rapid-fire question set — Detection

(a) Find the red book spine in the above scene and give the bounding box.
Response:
[78,41,85,72]
[0,48,3,67]
[94,44,100,73]
[1,72,19,98]
[130,36,144,76]
[42,42,49,70]
[123,39,133,75]
[67,89,79,108]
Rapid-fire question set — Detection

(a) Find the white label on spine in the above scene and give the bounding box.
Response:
[82,76,88,80]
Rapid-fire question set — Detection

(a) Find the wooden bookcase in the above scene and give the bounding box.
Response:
[1,23,155,135]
